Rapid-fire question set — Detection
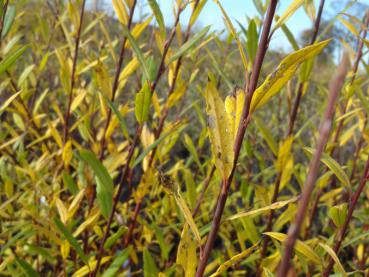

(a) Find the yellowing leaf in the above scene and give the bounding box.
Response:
[112,0,128,25]
[304,147,350,187]
[205,81,234,179]
[226,196,299,220]
[273,0,305,32]
[319,243,347,277]
[338,17,359,36]
[55,198,68,224]
[225,88,245,142]
[264,232,321,265]
[176,225,197,277]
[276,136,294,172]
[210,243,259,277]
[250,40,330,113]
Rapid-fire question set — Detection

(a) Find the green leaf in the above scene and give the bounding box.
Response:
[148,0,165,36]
[343,230,369,248]
[168,25,210,64]
[62,172,79,195]
[304,147,350,187]
[15,257,40,277]
[104,227,128,250]
[246,19,258,63]
[54,218,88,264]
[264,232,321,265]
[328,203,348,228]
[2,5,15,38]
[122,25,150,81]
[254,117,278,156]
[143,249,159,277]
[102,247,132,277]
[79,150,114,219]
[135,82,151,124]
[0,90,21,114]
[250,40,330,113]
[0,45,28,76]
[319,243,347,277]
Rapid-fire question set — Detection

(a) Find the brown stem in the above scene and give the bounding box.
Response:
[89,127,141,277]
[304,11,369,239]
[62,0,87,145]
[257,1,327,271]
[277,53,349,277]
[98,0,137,160]
[322,155,369,276]
[195,2,278,276]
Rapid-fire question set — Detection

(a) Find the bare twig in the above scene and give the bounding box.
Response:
[195,1,278,276]
[277,53,349,277]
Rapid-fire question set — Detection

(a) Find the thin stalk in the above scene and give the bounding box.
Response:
[98,0,137,161]
[91,5,186,274]
[195,1,278,276]
[257,0,326,271]
[304,11,369,239]
[62,0,87,145]
[322,155,369,276]
[277,53,349,277]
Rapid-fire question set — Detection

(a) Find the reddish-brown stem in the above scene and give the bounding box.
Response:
[98,0,137,161]
[277,54,349,277]
[304,11,369,239]
[89,127,141,277]
[195,2,278,276]
[62,0,87,145]
[322,155,369,276]
[257,1,326,271]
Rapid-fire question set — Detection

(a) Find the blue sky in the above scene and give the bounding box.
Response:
[104,0,369,50]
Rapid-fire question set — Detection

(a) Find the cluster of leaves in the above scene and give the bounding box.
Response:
[1,0,369,276]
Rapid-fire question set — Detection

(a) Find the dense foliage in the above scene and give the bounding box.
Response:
[1,0,369,276]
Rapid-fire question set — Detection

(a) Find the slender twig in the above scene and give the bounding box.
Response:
[62,0,87,145]
[195,2,278,276]
[257,0,326,271]
[90,4,186,275]
[304,11,369,238]
[322,154,369,276]
[123,0,201,247]
[98,0,137,161]
[277,53,349,277]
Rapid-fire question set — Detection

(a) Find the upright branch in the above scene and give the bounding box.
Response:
[195,1,278,276]
[63,0,87,145]
[277,54,349,277]
[99,0,137,160]
[304,10,369,239]
[90,5,186,275]
[258,0,326,269]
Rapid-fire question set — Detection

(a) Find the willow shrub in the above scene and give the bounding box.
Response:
[1,0,369,276]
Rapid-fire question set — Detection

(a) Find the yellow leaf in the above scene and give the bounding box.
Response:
[276,136,294,172]
[250,40,330,113]
[226,196,299,220]
[67,189,86,221]
[72,256,111,277]
[112,0,128,25]
[210,243,259,277]
[264,232,321,265]
[73,211,100,237]
[338,17,359,36]
[176,225,197,277]
[205,81,234,179]
[273,0,305,32]
[224,88,245,142]
[62,140,73,168]
[319,243,347,277]
[56,198,68,224]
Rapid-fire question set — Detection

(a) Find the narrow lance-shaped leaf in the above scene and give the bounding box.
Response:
[122,25,151,81]
[168,25,210,64]
[319,243,347,277]
[54,218,88,264]
[205,81,234,180]
[272,0,305,33]
[2,5,15,38]
[250,39,330,113]
[210,243,259,277]
[304,147,350,187]
[177,225,197,277]
[79,150,114,219]
[148,0,165,36]
[0,45,29,76]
